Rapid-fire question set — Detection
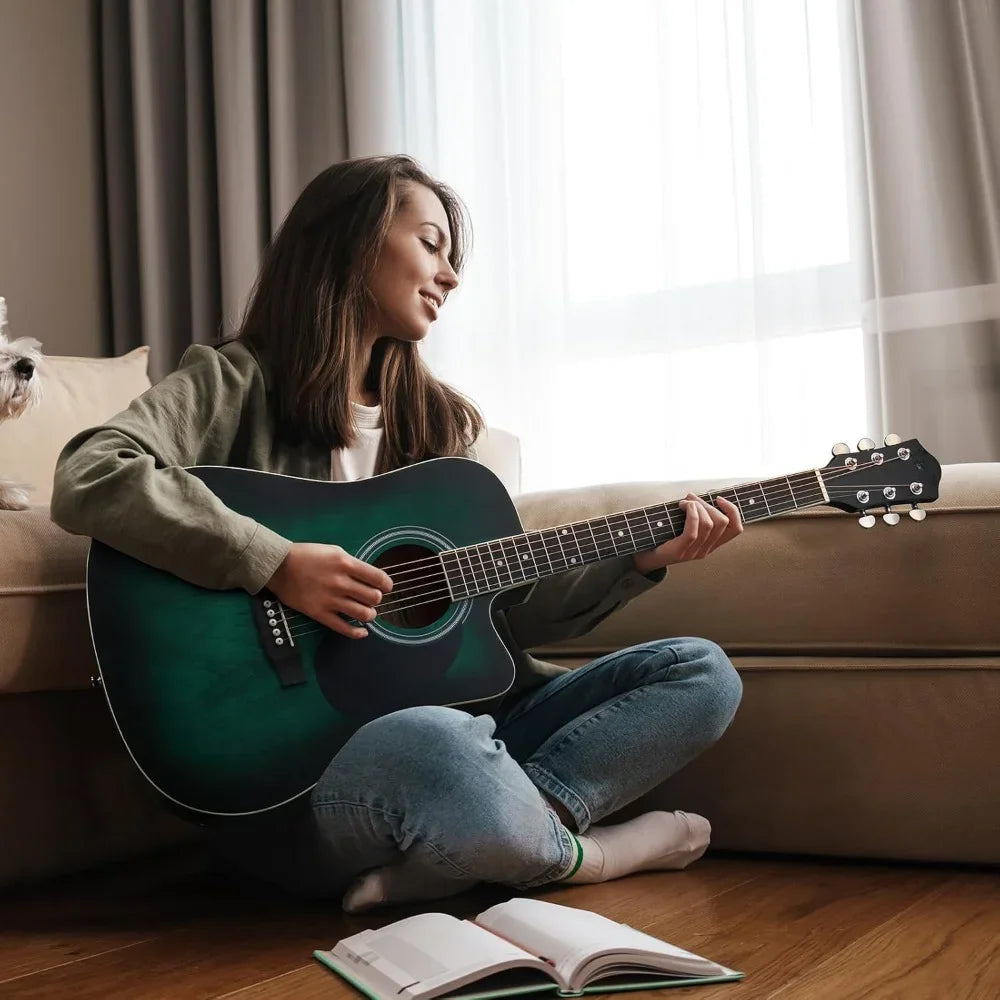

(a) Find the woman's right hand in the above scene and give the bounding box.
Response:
[265,542,393,639]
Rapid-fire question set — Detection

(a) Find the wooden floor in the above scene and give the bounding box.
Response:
[1,849,998,999]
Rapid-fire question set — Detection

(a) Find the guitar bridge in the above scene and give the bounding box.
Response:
[250,592,307,687]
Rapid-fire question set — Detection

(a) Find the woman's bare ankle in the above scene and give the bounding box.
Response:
[541,792,575,829]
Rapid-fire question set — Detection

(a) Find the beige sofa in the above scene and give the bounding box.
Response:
[1,349,997,887]
[521,467,1000,865]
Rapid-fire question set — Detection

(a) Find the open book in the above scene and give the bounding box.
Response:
[313,898,743,999]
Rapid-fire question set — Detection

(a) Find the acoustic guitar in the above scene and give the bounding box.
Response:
[86,435,940,820]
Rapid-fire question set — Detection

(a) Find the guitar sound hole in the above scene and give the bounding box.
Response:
[373,544,451,629]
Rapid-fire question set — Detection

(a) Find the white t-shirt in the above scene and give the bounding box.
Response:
[330,401,384,482]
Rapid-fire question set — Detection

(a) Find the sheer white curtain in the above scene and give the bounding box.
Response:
[391,0,869,492]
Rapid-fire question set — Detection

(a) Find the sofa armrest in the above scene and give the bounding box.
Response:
[514,463,1000,657]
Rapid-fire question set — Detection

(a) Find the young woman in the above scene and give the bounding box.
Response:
[51,154,744,913]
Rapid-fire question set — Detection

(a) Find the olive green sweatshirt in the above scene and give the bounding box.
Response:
[50,340,665,693]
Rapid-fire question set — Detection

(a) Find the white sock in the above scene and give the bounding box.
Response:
[342,858,476,914]
[563,810,711,884]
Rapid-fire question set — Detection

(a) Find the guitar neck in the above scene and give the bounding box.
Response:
[440,467,831,599]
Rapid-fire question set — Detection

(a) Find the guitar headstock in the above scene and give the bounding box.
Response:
[821,435,941,527]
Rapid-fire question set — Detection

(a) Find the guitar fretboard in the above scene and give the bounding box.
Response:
[439,468,830,600]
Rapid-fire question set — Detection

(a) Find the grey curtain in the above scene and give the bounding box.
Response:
[97,0,406,379]
[850,0,1000,464]
[98,0,1000,469]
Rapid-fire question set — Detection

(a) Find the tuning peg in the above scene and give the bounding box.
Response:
[909,505,927,522]
[884,433,902,446]
[857,437,876,451]
[858,513,876,528]
[832,442,850,456]
[882,510,900,526]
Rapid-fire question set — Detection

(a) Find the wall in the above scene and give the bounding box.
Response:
[0,0,106,356]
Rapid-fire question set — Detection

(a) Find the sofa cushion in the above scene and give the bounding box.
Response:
[0,346,151,506]
[0,507,94,693]
[619,656,1000,864]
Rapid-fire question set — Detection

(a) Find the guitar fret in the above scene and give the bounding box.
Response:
[514,534,538,580]
[590,517,618,559]
[541,528,558,569]
[529,530,555,577]
[551,527,568,569]
[531,531,556,576]
[622,513,638,550]
[640,508,656,547]
[730,483,766,523]
[662,504,680,539]
[441,551,467,599]
[647,505,673,545]
[788,475,819,510]
[549,528,564,568]
[510,537,527,583]
[481,541,498,589]
[454,551,472,598]
[499,539,517,587]
[603,516,621,555]
[500,537,526,584]
[562,526,579,566]
[457,546,482,595]
[758,486,772,516]
[637,504,674,549]
[473,543,494,593]
[484,542,504,590]
[489,540,513,588]
[565,526,584,567]
[459,546,478,593]
[589,518,608,555]
[770,477,796,513]
[724,490,744,522]
[606,513,631,554]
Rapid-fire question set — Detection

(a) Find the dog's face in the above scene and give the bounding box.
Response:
[0,330,43,422]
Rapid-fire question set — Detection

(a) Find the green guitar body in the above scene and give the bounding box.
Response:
[86,458,528,820]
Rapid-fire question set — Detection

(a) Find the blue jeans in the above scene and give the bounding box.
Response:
[209,637,741,897]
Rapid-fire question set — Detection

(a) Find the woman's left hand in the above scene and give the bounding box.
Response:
[633,493,743,575]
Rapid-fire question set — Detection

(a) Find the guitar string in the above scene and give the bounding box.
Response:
[282,455,905,601]
[281,498,906,642]
[287,487,824,634]
[275,454,922,635]
[282,479,837,634]
[292,463,912,596]
[279,456,916,631]
[283,506,910,640]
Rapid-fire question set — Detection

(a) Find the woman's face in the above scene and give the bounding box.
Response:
[367,182,460,342]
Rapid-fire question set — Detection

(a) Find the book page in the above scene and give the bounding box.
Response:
[331,911,563,1000]
[475,900,589,974]
[475,899,732,989]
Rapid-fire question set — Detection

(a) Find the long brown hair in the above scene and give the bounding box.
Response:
[231,154,484,473]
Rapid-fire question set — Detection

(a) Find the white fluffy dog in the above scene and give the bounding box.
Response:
[0,298,44,510]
